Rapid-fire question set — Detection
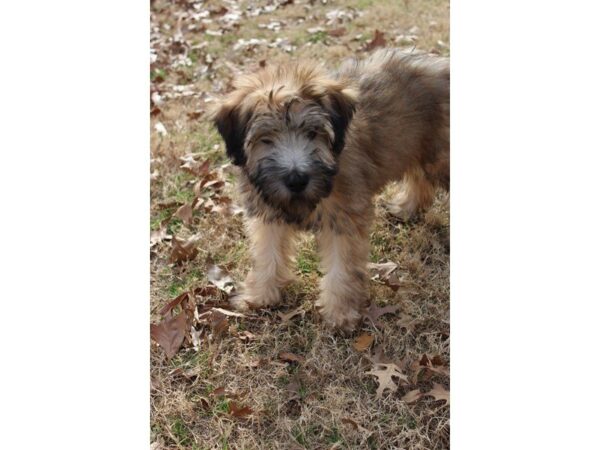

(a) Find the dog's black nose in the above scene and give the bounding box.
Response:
[286,170,309,193]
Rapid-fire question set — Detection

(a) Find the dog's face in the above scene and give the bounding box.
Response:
[212,63,356,222]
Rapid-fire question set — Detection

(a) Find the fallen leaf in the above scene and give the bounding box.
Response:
[210,307,245,318]
[328,27,346,37]
[209,5,228,17]
[190,327,202,351]
[366,363,409,399]
[277,307,305,322]
[212,387,226,397]
[208,309,229,336]
[401,389,423,403]
[154,121,168,136]
[158,292,189,316]
[245,357,269,369]
[279,352,305,364]
[169,235,200,264]
[229,402,253,418]
[207,264,235,294]
[174,199,197,226]
[353,333,374,352]
[397,313,419,332]
[369,344,394,364]
[150,312,187,359]
[237,330,256,342]
[202,179,225,191]
[423,383,450,404]
[191,285,219,301]
[341,417,371,435]
[365,29,386,51]
[180,155,210,177]
[341,417,359,430]
[150,221,172,247]
[411,354,450,382]
[367,261,397,279]
[383,271,404,291]
[368,261,408,291]
[186,109,205,120]
[363,303,401,327]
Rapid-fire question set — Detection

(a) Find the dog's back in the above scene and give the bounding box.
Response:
[337,49,449,214]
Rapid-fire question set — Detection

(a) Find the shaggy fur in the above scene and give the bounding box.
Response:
[212,49,449,330]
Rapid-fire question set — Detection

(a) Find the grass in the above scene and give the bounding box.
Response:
[151,0,449,448]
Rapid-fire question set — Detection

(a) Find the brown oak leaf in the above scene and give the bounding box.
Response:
[366,363,409,399]
[363,303,401,327]
[401,389,423,403]
[279,352,305,364]
[174,199,198,226]
[150,312,187,359]
[424,383,450,404]
[353,333,375,352]
[169,235,200,264]
[277,307,305,322]
[365,29,386,51]
[229,402,253,417]
[180,155,210,177]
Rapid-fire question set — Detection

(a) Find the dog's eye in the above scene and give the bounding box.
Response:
[307,131,317,140]
[260,138,274,145]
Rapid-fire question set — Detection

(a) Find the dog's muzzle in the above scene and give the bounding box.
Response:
[285,169,310,194]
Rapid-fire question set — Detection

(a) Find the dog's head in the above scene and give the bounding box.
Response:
[211,63,357,222]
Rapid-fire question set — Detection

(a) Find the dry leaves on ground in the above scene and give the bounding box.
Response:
[363,303,401,328]
[279,352,305,364]
[365,29,386,51]
[411,354,450,383]
[277,306,305,322]
[401,383,450,405]
[151,275,246,359]
[229,402,254,418]
[367,261,406,291]
[207,264,236,294]
[353,333,375,352]
[169,235,200,264]
[150,221,172,248]
[150,312,188,359]
[366,363,410,399]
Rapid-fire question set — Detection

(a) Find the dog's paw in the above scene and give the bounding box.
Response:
[230,283,282,311]
[385,200,417,221]
[316,298,362,333]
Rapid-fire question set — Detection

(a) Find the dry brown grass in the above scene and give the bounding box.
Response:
[151,0,449,448]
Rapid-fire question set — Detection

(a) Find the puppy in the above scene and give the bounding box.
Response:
[212,49,449,331]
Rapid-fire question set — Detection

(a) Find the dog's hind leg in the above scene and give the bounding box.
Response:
[386,167,436,220]
[230,218,296,311]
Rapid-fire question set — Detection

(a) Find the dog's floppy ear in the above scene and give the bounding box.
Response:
[323,83,357,155]
[212,98,250,166]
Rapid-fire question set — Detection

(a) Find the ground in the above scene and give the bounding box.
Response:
[150,0,449,449]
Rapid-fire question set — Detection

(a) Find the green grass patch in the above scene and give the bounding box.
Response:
[296,250,318,275]
[354,0,375,9]
[150,208,175,230]
[170,418,192,447]
[307,30,327,44]
[326,426,343,445]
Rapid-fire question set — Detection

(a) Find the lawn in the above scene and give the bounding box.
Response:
[150,0,449,448]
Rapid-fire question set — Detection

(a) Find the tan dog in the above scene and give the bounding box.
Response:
[212,49,449,331]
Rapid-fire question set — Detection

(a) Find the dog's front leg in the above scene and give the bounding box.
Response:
[316,220,370,331]
[231,217,296,311]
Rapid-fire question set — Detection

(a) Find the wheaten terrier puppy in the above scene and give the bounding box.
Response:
[212,49,449,331]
